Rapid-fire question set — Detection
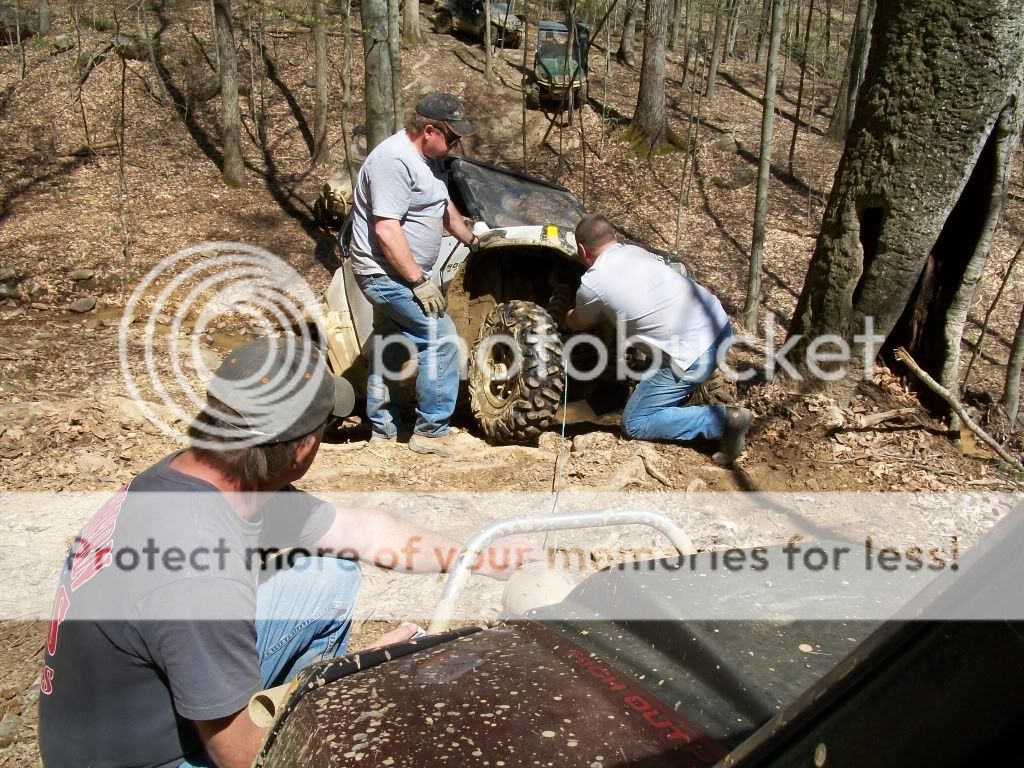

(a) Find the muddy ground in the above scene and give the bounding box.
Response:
[2,2,1023,765]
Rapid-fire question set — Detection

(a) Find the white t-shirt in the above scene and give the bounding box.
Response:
[348,130,449,277]
[574,242,731,371]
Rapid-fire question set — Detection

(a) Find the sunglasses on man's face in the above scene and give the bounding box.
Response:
[434,125,460,147]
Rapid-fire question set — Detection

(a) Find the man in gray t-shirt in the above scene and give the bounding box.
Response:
[566,214,754,465]
[39,337,534,768]
[347,92,479,458]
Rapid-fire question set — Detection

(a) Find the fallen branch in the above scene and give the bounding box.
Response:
[857,407,917,429]
[894,347,1024,475]
[637,445,672,487]
[58,141,117,156]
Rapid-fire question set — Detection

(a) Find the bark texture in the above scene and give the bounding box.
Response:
[361,0,395,150]
[788,0,1024,405]
[628,0,672,150]
[742,0,784,329]
[312,0,330,166]
[213,0,245,186]
[617,0,638,66]
[403,0,423,44]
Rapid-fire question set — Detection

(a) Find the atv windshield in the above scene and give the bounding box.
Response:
[450,159,587,230]
[536,29,583,81]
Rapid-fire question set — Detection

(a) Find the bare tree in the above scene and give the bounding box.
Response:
[617,0,638,65]
[213,0,245,186]
[827,0,873,140]
[484,0,493,82]
[742,0,784,330]
[754,0,770,63]
[39,0,50,35]
[404,0,424,43]
[724,0,743,59]
[362,0,396,149]
[1004,303,1024,424]
[387,0,403,124]
[705,0,724,98]
[669,0,683,50]
[786,0,814,173]
[628,0,673,150]
[312,0,330,166]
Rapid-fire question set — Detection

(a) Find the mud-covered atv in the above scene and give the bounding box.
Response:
[432,0,523,49]
[316,157,727,444]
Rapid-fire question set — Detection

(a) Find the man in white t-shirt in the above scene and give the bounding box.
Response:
[348,92,479,457]
[565,214,753,464]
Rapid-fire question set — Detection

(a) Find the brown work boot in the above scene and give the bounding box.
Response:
[408,431,463,458]
[713,407,753,466]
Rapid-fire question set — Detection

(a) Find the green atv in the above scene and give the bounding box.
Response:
[526,20,590,110]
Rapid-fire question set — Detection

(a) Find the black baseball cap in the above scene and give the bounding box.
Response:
[203,336,347,445]
[415,91,476,137]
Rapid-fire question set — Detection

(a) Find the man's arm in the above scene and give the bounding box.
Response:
[564,307,593,332]
[195,711,265,768]
[565,283,604,332]
[443,199,477,247]
[373,217,424,282]
[313,506,537,580]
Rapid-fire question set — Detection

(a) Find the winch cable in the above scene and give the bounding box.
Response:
[542,365,571,554]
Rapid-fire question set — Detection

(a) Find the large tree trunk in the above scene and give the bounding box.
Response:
[787,0,1024,406]
[617,0,638,66]
[361,0,395,150]
[742,0,784,330]
[827,0,873,141]
[724,0,743,59]
[213,0,245,186]
[403,0,423,44]
[705,0,724,99]
[312,0,330,167]
[628,0,672,150]
[669,0,683,51]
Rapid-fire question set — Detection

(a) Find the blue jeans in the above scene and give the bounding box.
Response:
[180,557,361,767]
[621,327,732,442]
[355,273,461,438]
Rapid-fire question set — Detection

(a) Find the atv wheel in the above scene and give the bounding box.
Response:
[469,301,564,443]
[433,10,453,34]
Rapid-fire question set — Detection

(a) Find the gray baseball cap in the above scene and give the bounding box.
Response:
[204,336,343,445]
[415,91,476,137]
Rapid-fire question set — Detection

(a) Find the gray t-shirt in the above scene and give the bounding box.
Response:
[348,130,450,277]
[38,453,335,768]
[574,243,731,371]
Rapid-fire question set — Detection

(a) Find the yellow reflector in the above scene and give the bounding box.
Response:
[545,225,558,238]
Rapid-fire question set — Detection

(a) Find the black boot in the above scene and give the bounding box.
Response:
[713,407,753,466]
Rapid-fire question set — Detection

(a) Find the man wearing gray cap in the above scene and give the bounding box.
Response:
[39,337,534,768]
[348,91,479,457]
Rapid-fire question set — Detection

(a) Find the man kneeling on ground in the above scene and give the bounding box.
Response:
[565,214,753,464]
[38,336,533,768]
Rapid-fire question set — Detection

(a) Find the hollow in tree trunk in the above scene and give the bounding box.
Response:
[213,0,245,186]
[787,0,1024,408]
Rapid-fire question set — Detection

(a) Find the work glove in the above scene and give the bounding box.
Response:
[412,278,447,317]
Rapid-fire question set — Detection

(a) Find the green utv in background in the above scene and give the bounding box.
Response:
[526,20,589,110]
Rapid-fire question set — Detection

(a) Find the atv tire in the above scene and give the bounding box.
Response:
[433,10,453,34]
[469,301,564,444]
